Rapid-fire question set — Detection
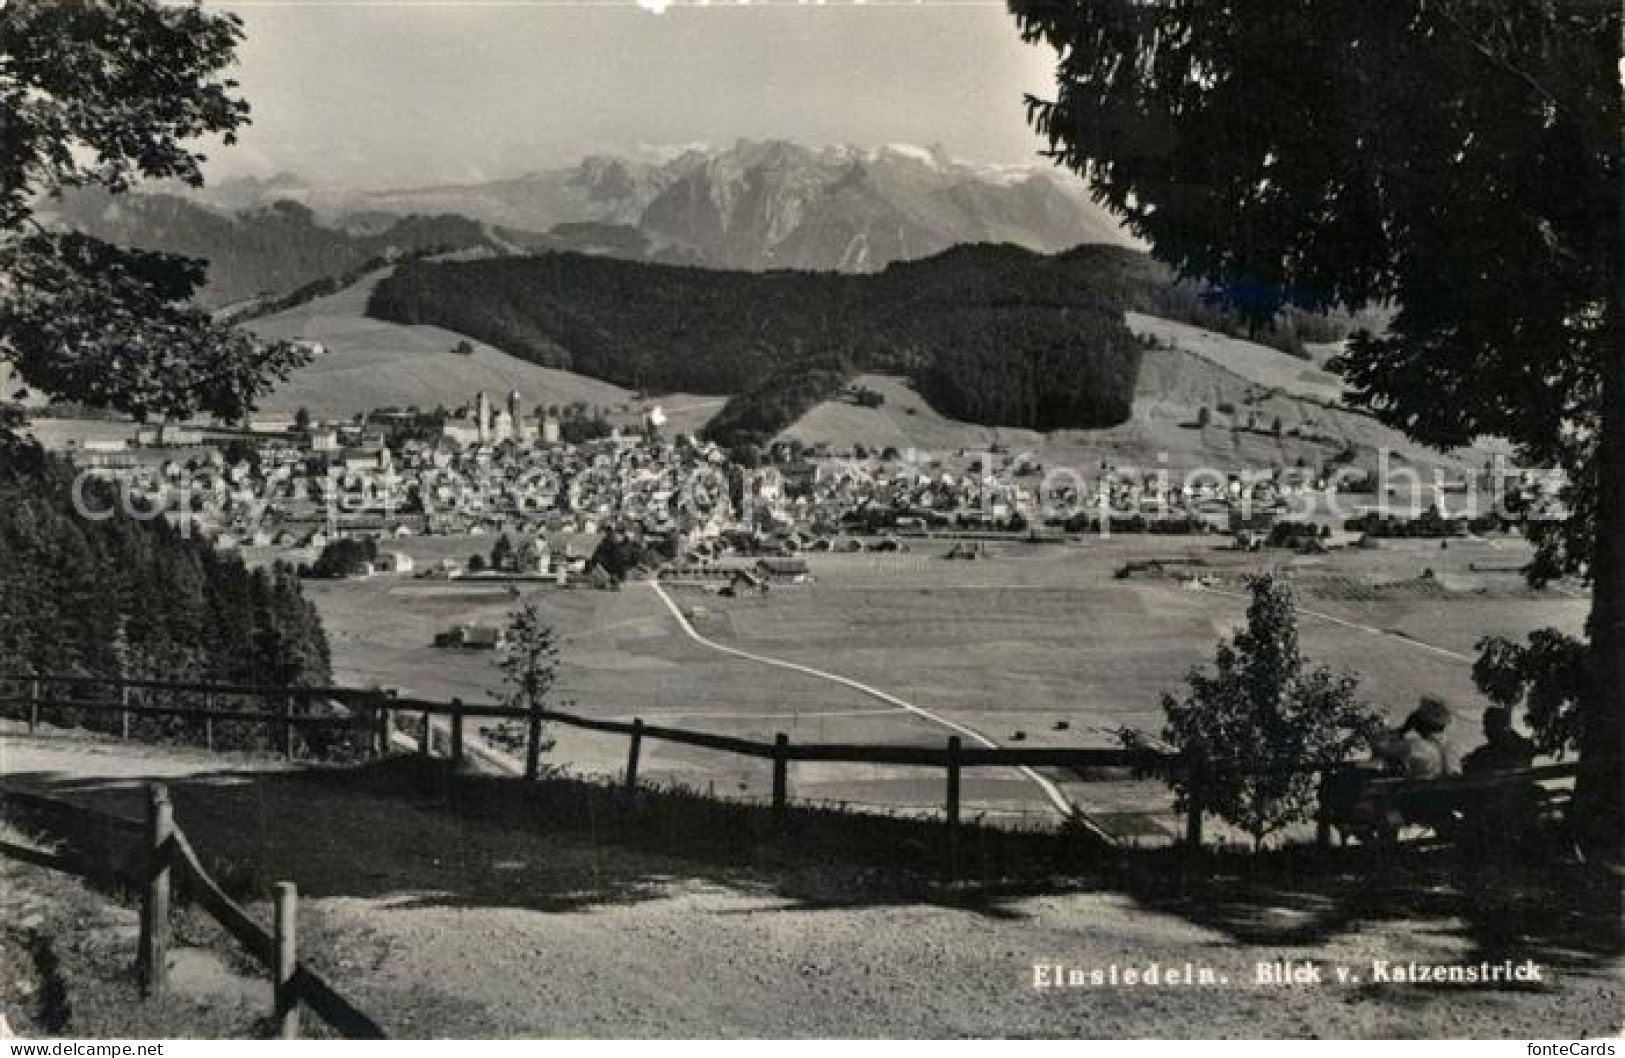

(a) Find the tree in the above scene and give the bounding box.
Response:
[307,537,376,579]
[1473,629,1591,758]
[1157,574,1379,849]
[0,3,333,734]
[494,603,559,780]
[0,0,308,431]
[489,532,516,573]
[1013,0,1622,853]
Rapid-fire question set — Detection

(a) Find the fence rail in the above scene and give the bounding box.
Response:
[0,781,385,1039]
[1,673,1199,847]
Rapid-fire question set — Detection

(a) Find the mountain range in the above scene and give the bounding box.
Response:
[46,140,1133,307]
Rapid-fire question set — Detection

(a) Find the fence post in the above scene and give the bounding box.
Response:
[28,678,39,735]
[1184,752,1206,849]
[449,698,465,768]
[524,699,543,781]
[280,693,296,760]
[1315,771,1333,849]
[272,882,300,1040]
[945,736,962,877]
[373,691,394,757]
[120,684,131,740]
[203,692,215,753]
[137,783,173,997]
[772,733,789,814]
[625,718,644,792]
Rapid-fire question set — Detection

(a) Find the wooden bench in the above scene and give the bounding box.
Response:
[1316,761,1580,848]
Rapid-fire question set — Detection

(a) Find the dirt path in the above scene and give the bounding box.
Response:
[3,732,1619,1038]
[1192,583,1474,663]
[646,580,1076,821]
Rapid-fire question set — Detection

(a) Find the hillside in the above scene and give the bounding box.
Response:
[45,193,507,309]
[783,327,1487,476]
[367,244,1170,443]
[244,268,720,429]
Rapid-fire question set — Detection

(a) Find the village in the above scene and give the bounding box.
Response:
[52,384,1566,593]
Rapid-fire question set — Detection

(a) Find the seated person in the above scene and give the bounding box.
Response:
[1461,707,1537,775]
[1460,708,1542,849]
[1340,697,1460,840]
[1372,696,1459,778]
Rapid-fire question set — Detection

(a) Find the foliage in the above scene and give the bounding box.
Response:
[1013,0,1622,847]
[589,529,656,581]
[307,537,378,579]
[1156,574,1379,848]
[558,413,612,445]
[0,2,333,715]
[1473,629,1590,757]
[489,532,516,572]
[702,361,851,449]
[1145,280,1372,360]
[1344,508,1504,538]
[0,456,331,689]
[1,232,307,425]
[852,385,886,409]
[0,0,310,425]
[493,603,559,758]
[1012,0,1617,579]
[367,243,1156,441]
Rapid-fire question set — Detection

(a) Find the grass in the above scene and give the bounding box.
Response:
[287,531,1589,840]
[0,821,294,1039]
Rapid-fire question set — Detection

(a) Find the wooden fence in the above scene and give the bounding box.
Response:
[0,781,385,1039]
[0,674,1202,847]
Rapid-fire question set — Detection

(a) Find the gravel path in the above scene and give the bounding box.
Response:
[4,732,1620,1038]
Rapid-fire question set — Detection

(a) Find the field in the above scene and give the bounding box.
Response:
[1125,312,1348,404]
[298,532,1587,842]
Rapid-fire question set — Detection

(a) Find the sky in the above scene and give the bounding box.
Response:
[207,0,1062,188]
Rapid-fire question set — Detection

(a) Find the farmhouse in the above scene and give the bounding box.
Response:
[433,624,508,650]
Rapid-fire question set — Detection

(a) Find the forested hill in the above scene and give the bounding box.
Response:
[0,455,331,690]
[367,244,1173,444]
[47,193,504,309]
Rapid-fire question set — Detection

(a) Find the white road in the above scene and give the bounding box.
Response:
[1192,583,1474,663]
[645,580,1081,823]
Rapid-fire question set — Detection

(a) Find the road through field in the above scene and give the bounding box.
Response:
[645,580,1078,822]
[1192,584,1474,663]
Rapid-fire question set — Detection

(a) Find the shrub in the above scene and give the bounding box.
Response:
[1473,629,1589,756]
[308,537,377,579]
[1154,574,1379,849]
